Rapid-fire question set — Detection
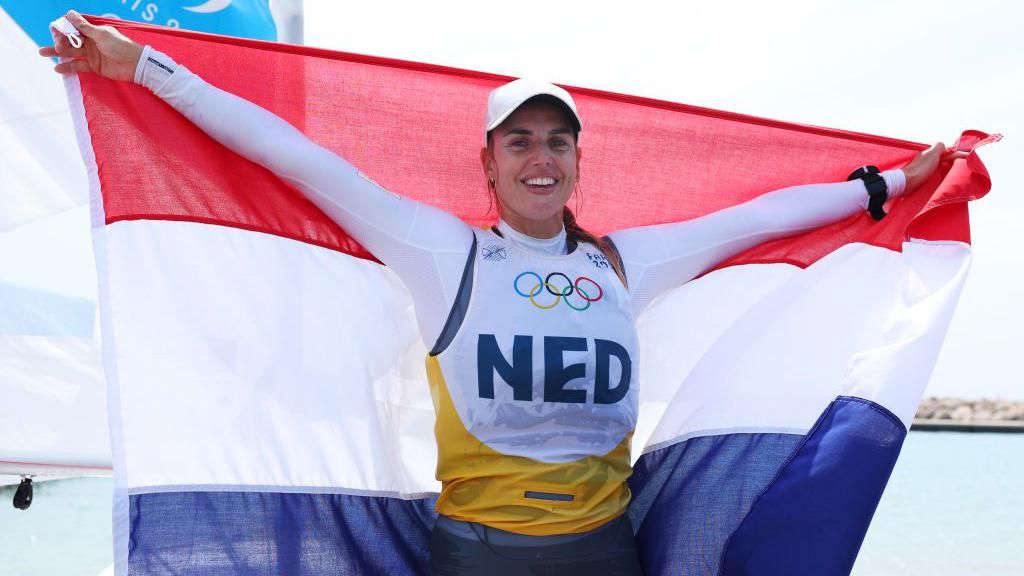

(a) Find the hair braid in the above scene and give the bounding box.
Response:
[562,207,628,289]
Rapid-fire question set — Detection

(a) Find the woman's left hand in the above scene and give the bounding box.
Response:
[902,142,969,193]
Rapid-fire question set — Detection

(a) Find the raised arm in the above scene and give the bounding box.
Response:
[44,11,472,346]
[610,144,957,316]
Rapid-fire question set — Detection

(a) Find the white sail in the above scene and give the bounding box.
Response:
[0,2,291,480]
[0,7,109,479]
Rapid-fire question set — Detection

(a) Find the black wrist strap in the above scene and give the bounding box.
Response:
[847,165,888,221]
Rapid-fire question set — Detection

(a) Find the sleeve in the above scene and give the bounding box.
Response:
[607,172,907,316]
[134,46,473,347]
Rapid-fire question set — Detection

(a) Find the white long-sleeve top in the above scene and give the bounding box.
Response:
[134,46,906,348]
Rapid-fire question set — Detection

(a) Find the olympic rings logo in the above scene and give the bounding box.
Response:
[513,271,604,311]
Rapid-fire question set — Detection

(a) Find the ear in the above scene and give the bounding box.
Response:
[480,146,495,183]
[575,145,583,177]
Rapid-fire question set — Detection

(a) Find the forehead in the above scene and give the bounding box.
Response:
[498,100,574,134]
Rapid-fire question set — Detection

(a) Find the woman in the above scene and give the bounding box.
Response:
[43,11,961,575]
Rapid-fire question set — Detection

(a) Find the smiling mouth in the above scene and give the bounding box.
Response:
[522,176,559,190]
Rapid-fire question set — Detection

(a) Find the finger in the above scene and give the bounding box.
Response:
[54,58,92,76]
[55,33,78,55]
[53,32,68,52]
[50,34,87,58]
[939,144,967,158]
[66,10,101,37]
[922,142,944,157]
[38,46,59,58]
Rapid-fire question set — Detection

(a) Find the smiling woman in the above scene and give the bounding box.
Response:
[41,9,963,576]
[480,82,633,290]
[484,97,580,237]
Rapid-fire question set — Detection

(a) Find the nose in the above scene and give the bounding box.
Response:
[528,143,555,166]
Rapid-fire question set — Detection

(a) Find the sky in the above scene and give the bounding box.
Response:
[299,0,1024,400]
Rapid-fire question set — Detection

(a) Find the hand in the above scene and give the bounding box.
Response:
[38,10,144,82]
[902,142,969,194]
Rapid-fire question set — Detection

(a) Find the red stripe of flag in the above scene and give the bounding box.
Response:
[77,16,992,268]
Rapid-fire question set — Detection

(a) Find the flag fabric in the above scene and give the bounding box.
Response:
[65,17,994,576]
[0,0,276,231]
[0,2,275,480]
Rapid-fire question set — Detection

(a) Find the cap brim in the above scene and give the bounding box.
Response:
[485,91,582,135]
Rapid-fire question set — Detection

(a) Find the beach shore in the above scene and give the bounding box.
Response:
[912,397,1024,432]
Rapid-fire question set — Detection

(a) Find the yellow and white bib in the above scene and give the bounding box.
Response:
[426,228,639,536]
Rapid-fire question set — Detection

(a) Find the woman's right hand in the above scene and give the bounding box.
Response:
[38,10,143,82]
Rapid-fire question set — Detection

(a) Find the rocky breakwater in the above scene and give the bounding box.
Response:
[914,397,1024,431]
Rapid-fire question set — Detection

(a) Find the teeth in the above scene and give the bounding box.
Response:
[525,177,556,186]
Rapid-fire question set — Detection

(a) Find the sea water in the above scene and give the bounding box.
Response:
[1,431,1021,576]
[853,431,1024,576]
[0,476,112,576]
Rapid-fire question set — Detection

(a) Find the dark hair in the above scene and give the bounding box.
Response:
[485,96,628,288]
[562,206,628,289]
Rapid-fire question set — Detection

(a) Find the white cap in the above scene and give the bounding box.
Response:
[484,78,582,142]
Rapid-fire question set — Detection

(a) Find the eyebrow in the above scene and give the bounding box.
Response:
[502,127,573,137]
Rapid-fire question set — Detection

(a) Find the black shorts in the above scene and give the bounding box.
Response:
[429,514,644,576]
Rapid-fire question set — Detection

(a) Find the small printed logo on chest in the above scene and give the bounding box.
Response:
[482,244,507,262]
[586,251,610,270]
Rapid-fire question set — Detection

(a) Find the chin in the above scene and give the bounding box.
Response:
[524,202,568,221]
[499,189,570,223]
[523,189,571,210]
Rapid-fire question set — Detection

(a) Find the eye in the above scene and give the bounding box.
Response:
[507,139,529,149]
[550,138,570,149]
